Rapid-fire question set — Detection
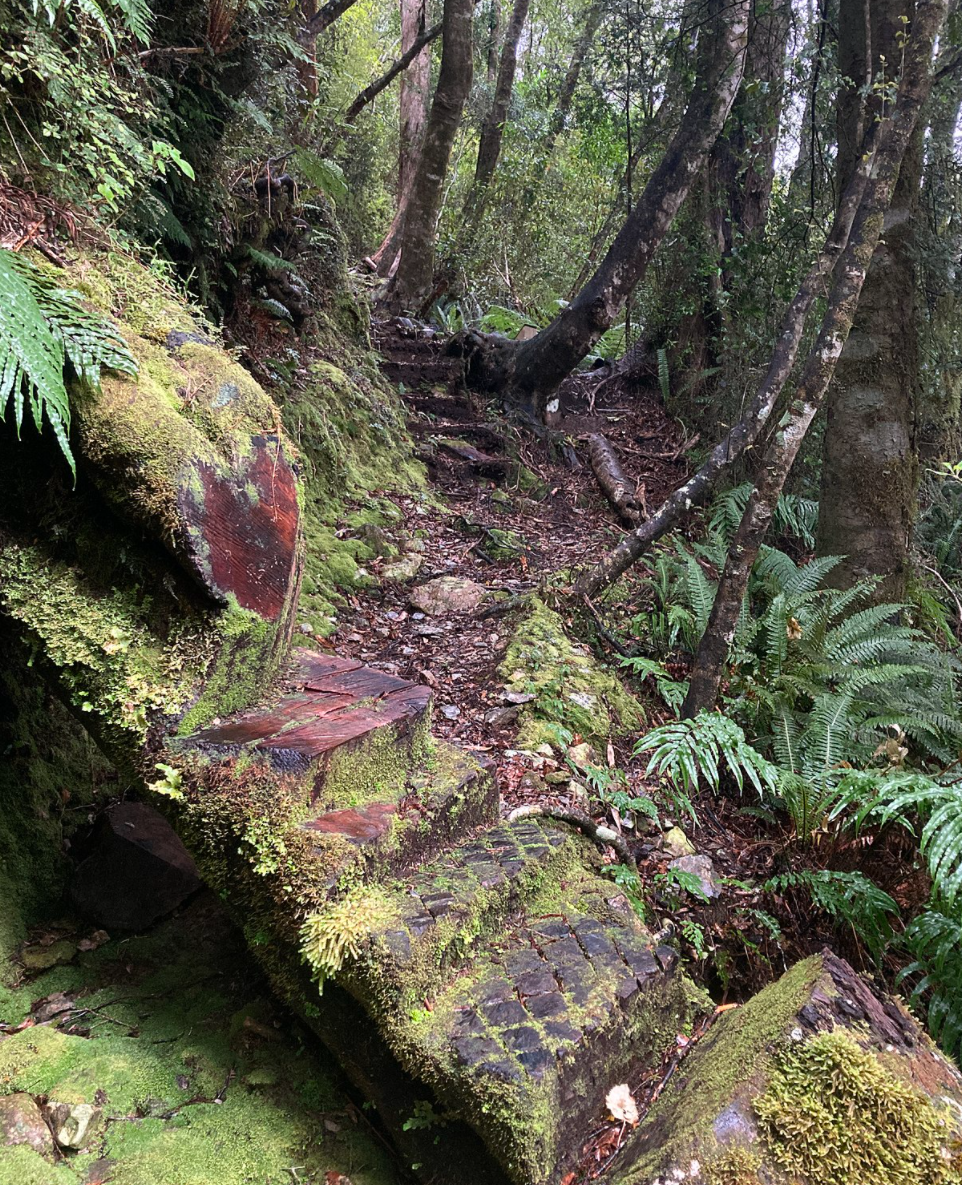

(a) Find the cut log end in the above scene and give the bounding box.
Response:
[586,433,645,525]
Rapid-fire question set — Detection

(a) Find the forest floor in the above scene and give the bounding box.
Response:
[320,319,930,1012]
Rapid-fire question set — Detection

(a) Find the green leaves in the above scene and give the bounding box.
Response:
[634,711,779,822]
[0,249,137,477]
[763,869,897,961]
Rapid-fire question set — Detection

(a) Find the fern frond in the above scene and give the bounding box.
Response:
[764,869,897,958]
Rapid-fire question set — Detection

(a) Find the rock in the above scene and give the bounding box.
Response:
[414,622,443,637]
[355,522,398,557]
[668,854,720,899]
[661,826,695,858]
[545,771,571,785]
[613,951,962,1184]
[409,576,486,615]
[568,781,590,808]
[382,553,423,582]
[566,742,594,768]
[504,690,536,705]
[485,706,518,728]
[20,938,77,971]
[0,1093,54,1155]
[440,704,460,720]
[70,802,201,931]
[299,621,314,635]
[568,691,597,711]
[45,1102,103,1150]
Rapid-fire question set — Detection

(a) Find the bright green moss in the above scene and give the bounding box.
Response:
[0,1146,80,1185]
[755,1029,962,1185]
[500,597,643,747]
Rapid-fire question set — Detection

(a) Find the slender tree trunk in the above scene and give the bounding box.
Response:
[816,0,923,600]
[572,133,878,598]
[305,0,362,35]
[459,0,751,419]
[383,0,474,310]
[683,0,946,716]
[486,0,502,83]
[470,0,530,200]
[371,0,434,276]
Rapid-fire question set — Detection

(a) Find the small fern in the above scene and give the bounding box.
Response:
[634,711,778,821]
[656,347,670,402]
[292,148,348,204]
[0,249,137,476]
[763,869,897,960]
[900,903,962,1058]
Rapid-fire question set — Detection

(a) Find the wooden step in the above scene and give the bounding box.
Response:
[181,651,432,807]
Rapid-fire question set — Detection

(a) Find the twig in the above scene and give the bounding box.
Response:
[507,804,637,872]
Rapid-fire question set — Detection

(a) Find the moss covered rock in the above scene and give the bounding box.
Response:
[613,950,962,1185]
[500,597,643,748]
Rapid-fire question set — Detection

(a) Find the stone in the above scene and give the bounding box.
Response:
[661,826,695,858]
[356,523,398,557]
[20,938,77,971]
[381,553,423,582]
[485,706,518,727]
[566,742,594,768]
[45,1102,103,1150]
[668,853,721,899]
[409,576,486,615]
[440,704,460,720]
[0,1093,54,1155]
[545,770,570,784]
[70,802,201,931]
[504,690,535,704]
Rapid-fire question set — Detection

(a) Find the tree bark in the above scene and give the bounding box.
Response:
[383,0,474,310]
[683,0,946,717]
[572,133,878,598]
[370,0,434,276]
[816,0,924,600]
[587,434,644,524]
[471,0,530,197]
[305,0,361,35]
[459,0,751,419]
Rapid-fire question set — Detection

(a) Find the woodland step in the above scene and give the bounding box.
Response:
[358,819,575,996]
[332,843,693,1185]
[182,651,432,806]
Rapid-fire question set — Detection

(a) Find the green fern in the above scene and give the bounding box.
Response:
[900,903,962,1058]
[710,482,819,548]
[634,711,778,821]
[292,148,348,204]
[763,869,897,960]
[0,250,136,477]
[656,347,670,402]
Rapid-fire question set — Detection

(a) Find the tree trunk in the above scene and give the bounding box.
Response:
[383,0,474,310]
[371,0,434,276]
[459,0,751,419]
[816,0,923,600]
[470,0,530,201]
[572,133,878,599]
[683,0,946,717]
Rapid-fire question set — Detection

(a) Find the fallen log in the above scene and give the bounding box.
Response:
[586,433,644,524]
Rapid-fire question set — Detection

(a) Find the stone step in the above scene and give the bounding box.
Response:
[332,839,694,1185]
[181,651,433,807]
[356,819,575,999]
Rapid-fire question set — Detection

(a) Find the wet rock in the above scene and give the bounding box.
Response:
[485,706,518,727]
[0,1093,54,1155]
[70,802,201,931]
[661,826,695,858]
[409,576,486,615]
[440,704,461,720]
[668,853,721,899]
[382,553,423,582]
[45,1101,103,1150]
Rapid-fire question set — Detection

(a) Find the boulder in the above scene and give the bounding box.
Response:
[0,1093,53,1155]
[70,802,201,930]
[409,576,486,615]
[613,950,962,1184]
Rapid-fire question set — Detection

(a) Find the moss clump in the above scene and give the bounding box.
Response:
[0,1146,79,1185]
[301,887,401,982]
[500,597,643,747]
[755,1029,961,1185]
[704,1146,763,1185]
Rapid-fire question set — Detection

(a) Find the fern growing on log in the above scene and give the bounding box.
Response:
[0,249,137,476]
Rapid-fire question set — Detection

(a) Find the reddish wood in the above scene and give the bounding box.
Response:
[303,802,398,842]
[178,434,300,621]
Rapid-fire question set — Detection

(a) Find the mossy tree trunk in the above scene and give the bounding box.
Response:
[383,0,474,309]
[683,0,947,716]
[816,0,923,600]
[458,0,751,421]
